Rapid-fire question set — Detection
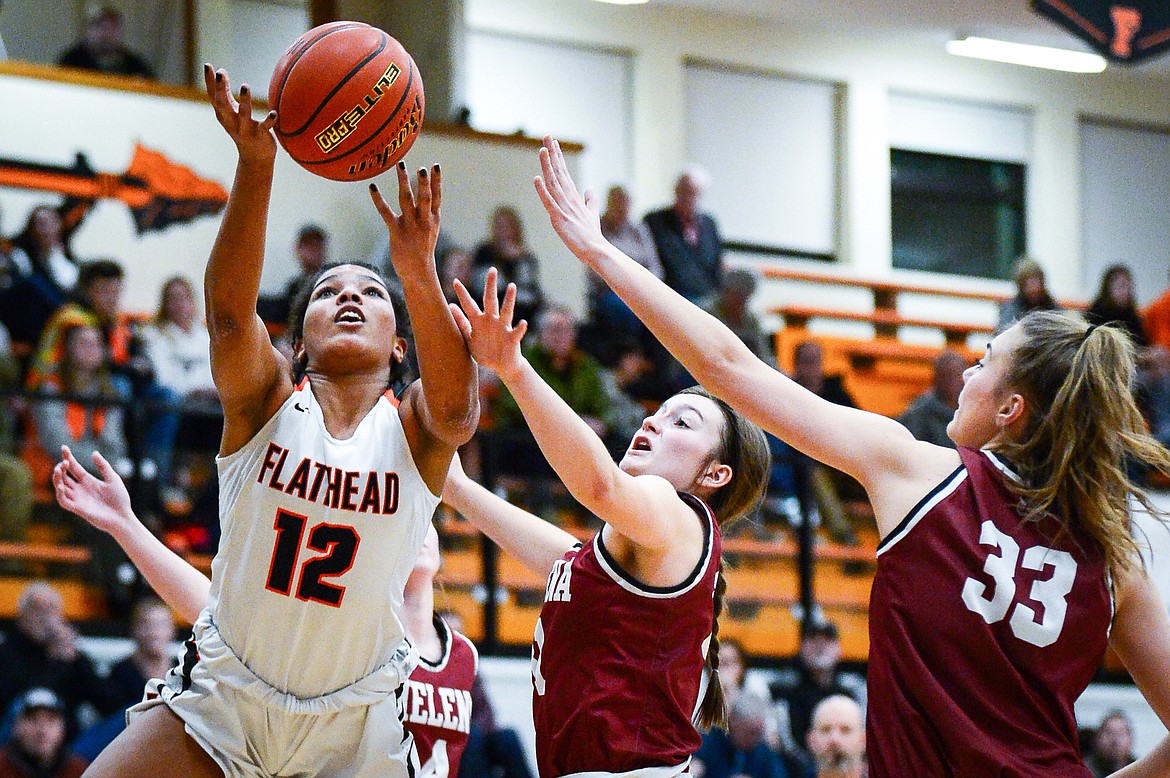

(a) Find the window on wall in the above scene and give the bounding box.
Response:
[683,63,840,260]
[890,150,1026,279]
[465,32,634,196]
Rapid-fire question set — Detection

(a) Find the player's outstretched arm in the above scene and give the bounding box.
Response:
[442,455,577,576]
[371,164,478,493]
[53,446,210,623]
[202,64,292,456]
[1109,737,1170,777]
[1109,563,1170,744]
[452,273,693,551]
[533,136,930,516]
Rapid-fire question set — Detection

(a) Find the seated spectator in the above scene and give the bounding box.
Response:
[715,267,769,361]
[257,224,327,330]
[590,185,663,340]
[644,167,723,312]
[1084,708,1137,777]
[768,619,866,764]
[719,639,782,750]
[457,674,536,778]
[30,260,176,490]
[790,341,864,545]
[141,276,215,404]
[897,350,966,449]
[1087,264,1147,349]
[0,688,87,778]
[0,325,32,542]
[56,6,153,79]
[492,306,617,519]
[693,693,790,778]
[471,206,544,327]
[997,256,1060,328]
[1,206,77,355]
[1136,346,1170,452]
[0,583,113,741]
[72,599,176,762]
[439,246,473,305]
[28,323,129,482]
[805,694,865,778]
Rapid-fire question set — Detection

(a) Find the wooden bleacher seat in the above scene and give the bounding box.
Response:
[774,304,995,346]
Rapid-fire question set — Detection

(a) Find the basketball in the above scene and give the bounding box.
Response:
[268,21,425,182]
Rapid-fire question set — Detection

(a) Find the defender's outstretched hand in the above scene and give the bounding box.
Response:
[534,136,607,262]
[369,162,442,279]
[53,446,138,538]
[203,63,278,163]
[451,268,527,379]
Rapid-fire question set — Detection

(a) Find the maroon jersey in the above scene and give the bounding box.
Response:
[402,617,478,777]
[868,448,1112,777]
[531,493,720,777]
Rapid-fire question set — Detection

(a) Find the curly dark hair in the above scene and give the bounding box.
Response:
[287,262,414,393]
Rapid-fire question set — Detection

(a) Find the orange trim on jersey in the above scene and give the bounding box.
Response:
[295,376,309,392]
[382,388,400,408]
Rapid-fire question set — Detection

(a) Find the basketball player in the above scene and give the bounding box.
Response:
[533,136,1170,776]
[445,272,770,777]
[74,65,478,778]
[54,441,477,777]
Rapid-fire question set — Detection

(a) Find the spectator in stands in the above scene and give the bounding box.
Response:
[56,6,153,79]
[471,206,544,327]
[1138,346,1170,452]
[28,323,129,481]
[105,598,175,710]
[805,694,866,778]
[715,267,769,361]
[997,256,1060,329]
[1143,276,1170,353]
[141,276,214,404]
[257,224,327,330]
[718,639,783,750]
[0,583,113,740]
[790,341,862,545]
[439,246,473,305]
[457,674,536,778]
[0,325,32,542]
[0,688,87,778]
[2,206,77,356]
[1084,708,1137,777]
[590,185,663,340]
[693,693,790,778]
[1087,264,1147,350]
[493,306,616,517]
[768,619,866,763]
[644,167,723,313]
[71,598,177,762]
[897,350,966,449]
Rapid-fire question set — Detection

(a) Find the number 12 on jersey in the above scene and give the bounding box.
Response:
[265,508,361,607]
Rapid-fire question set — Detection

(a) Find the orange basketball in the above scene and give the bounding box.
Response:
[268,22,425,182]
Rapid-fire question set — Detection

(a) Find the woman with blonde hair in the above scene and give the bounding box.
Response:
[534,136,1170,776]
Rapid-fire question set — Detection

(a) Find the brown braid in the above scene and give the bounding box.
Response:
[697,558,729,730]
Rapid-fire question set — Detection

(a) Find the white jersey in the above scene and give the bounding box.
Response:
[211,378,440,699]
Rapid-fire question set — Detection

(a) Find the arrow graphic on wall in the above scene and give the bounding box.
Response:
[0,143,228,234]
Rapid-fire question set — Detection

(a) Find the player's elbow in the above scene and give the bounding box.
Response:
[429,398,481,446]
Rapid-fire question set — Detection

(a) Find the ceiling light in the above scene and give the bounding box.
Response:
[946,36,1106,73]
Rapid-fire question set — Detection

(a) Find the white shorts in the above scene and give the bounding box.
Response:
[129,609,420,778]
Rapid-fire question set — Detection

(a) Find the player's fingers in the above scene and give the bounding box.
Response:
[452,279,482,319]
[500,282,518,326]
[429,164,442,216]
[239,84,254,120]
[368,183,395,223]
[61,446,86,482]
[215,69,238,113]
[202,63,216,99]
[449,302,473,342]
[396,161,414,215]
[534,175,566,223]
[260,110,278,132]
[415,167,432,215]
[513,319,529,341]
[483,268,500,318]
[92,450,117,483]
[538,144,564,203]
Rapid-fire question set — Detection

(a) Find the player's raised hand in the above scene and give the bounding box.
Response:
[52,446,138,541]
[203,63,277,163]
[535,136,606,261]
[451,268,527,379]
[369,161,442,279]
